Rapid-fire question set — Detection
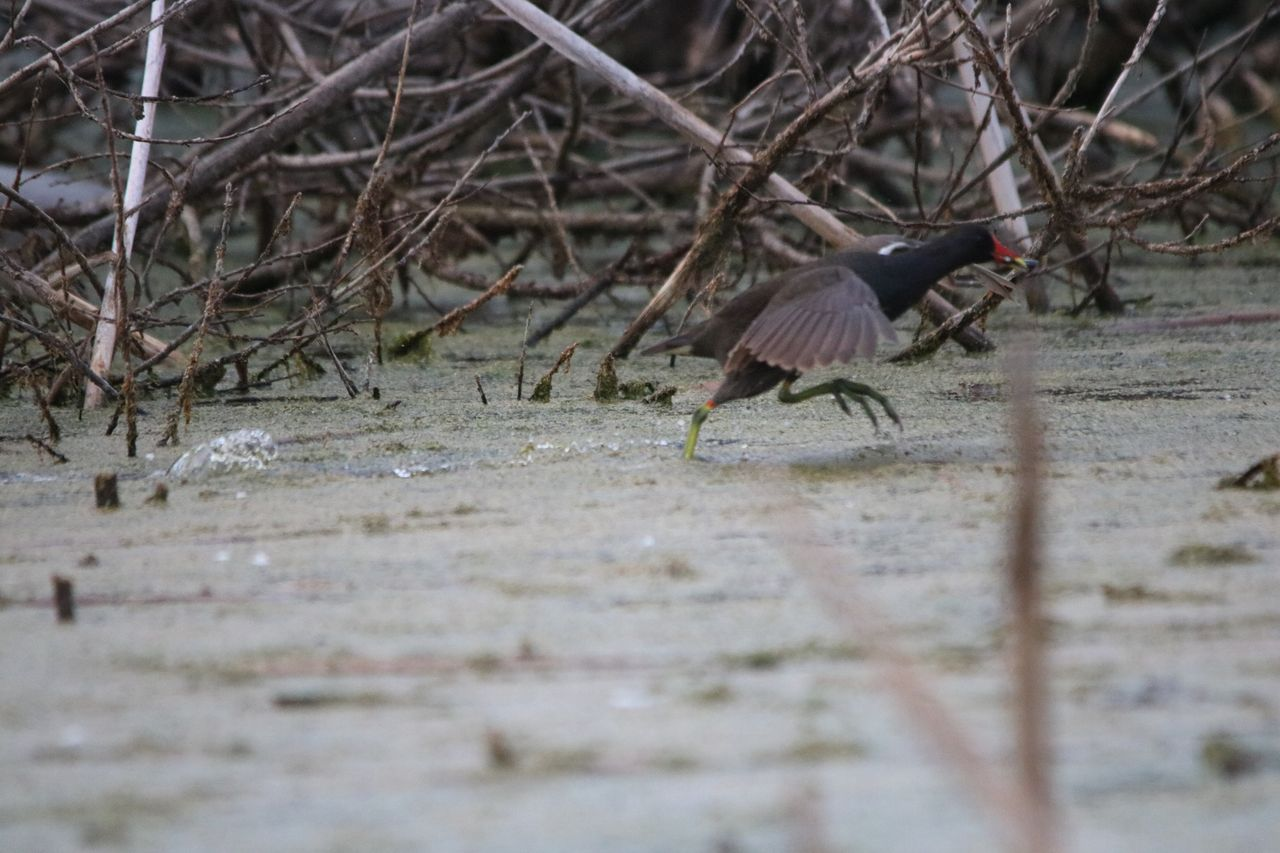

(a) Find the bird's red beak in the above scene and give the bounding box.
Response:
[991,235,1036,271]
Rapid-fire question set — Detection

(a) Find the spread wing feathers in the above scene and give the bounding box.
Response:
[725,266,897,374]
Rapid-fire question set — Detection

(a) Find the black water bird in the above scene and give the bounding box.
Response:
[642,225,1035,459]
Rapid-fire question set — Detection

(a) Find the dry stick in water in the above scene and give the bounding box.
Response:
[389,265,523,358]
[432,265,522,337]
[516,304,533,401]
[890,289,1003,364]
[25,434,68,464]
[85,0,168,409]
[1006,333,1057,853]
[528,342,577,402]
[1219,454,1280,490]
[122,358,139,457]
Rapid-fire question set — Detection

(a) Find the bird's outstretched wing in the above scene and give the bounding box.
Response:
[724,265,897,373]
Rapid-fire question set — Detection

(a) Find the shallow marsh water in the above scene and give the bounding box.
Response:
[1,261,1278,851]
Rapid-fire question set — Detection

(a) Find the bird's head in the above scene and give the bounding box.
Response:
[989,231,1037,271]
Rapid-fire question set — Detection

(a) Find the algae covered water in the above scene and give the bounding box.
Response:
[1,264,1278,851]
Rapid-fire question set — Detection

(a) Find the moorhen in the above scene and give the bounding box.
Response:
[642,224,1034,459]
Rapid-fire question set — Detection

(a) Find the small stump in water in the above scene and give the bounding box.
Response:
[94,473,120,509]
[52,575,75,623]
[594,354,620,401]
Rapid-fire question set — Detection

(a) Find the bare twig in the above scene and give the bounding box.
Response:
[160,183,233,445]
[0,307,119,400]
[1063,0,1169,188]
[63,2,480,259]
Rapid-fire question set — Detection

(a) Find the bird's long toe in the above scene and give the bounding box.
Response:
[835,390,879,430]
[833,380,901,431]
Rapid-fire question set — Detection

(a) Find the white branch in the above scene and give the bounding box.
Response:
[86,0,167,408]
[950,3,1029,244]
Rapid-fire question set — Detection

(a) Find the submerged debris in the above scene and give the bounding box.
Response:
[618,379,655,400]
[273,690,389,709]
[594,353,672,404]
[1200,731,1262,780]
[486,729,517,770]
[1168,543,1259,567]
[641,385,677,406]
[388,330,433,362]
[1218,453,1280,490]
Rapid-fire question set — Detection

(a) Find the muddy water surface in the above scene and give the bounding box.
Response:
[2,263,1278,851]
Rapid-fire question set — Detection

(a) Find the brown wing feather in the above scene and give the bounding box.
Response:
[725,266,897,373]
[855,311,876,359]
[830,311,856,363]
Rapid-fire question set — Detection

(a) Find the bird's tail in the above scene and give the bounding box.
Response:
[640,332,696,357]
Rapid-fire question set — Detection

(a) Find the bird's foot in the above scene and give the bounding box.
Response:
[778,378,902,434]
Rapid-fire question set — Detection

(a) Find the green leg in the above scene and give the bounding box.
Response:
[777,378,902,432]
[683,401,715,461]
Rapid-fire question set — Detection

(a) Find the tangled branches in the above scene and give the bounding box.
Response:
[1,0,1276,444]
